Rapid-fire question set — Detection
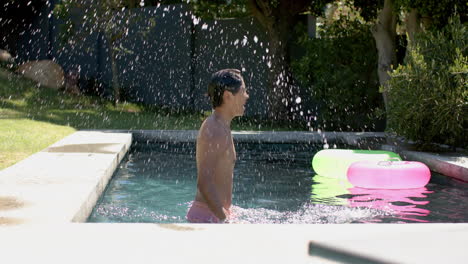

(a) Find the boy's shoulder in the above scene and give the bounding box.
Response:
[198,116,230,143]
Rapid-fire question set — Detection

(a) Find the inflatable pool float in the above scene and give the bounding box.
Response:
[347,160,431,189]
[311,149,401,179]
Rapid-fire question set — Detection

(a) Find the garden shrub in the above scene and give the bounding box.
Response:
[386,16,467,149]
[292,17,384,131]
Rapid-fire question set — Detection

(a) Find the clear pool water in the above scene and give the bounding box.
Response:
[88,142,468,224]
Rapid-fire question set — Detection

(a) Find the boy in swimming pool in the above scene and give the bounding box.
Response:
[186,69,249,223]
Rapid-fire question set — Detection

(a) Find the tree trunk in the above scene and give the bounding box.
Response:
[110,49,120,106]
[106,33,121,106]
[264,24,299,122]
[371,0,397,124]
[247,0,307,122]
[405,8,422,44]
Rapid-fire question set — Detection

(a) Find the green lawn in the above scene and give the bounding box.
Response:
[0,69,302,170]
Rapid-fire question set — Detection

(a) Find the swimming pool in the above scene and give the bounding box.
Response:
[88,142,468,224]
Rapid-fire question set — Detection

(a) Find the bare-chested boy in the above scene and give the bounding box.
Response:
[186,69,249,223]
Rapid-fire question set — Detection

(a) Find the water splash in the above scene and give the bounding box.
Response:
[231,203,391,224]
[92,204,185,223]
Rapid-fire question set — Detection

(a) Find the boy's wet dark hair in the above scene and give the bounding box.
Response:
[208,69,244,108]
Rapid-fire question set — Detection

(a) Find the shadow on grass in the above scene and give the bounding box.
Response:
[0,73,206,130]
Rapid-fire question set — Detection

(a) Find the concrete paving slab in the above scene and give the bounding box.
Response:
[90,129,387,147]
[0,131,132,224]
[1,223,467,264]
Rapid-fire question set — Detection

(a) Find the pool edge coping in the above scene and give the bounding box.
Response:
[90,129,468,182]
[0,131,132,225]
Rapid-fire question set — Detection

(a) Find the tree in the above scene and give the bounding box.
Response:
[189,0,332,122]
[340,0,466,125]
[399,0,467,50]
[340,0,395,119]
[246,1,330,121]
[292,13,384,132]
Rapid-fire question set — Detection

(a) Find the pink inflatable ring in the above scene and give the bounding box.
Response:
[347,160,431,189]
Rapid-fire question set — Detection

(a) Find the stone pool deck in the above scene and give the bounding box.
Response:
[1,223,468,264]
[1,130,467,263]
[0,131,132,224]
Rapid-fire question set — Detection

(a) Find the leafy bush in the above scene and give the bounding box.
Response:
[292,17,384,131]
[387,16,467,149]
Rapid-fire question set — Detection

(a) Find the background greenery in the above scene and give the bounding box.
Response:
[293,16,384,131]
[387,16,467,149]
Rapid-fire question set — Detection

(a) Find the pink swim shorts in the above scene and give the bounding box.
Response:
[186,201,230,223]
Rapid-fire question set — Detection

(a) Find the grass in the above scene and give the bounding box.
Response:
[0,119,75,169]
[0,69,304,170]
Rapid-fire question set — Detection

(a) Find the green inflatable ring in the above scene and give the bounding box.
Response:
[311,149,401,179]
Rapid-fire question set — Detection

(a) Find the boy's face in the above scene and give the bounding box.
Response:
[231,81,249,117]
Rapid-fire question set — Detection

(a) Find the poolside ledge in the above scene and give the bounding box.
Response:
[91,129,468,182]
[0,131,131,224]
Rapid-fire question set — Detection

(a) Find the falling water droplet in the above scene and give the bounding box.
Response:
[242,36,248,46]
